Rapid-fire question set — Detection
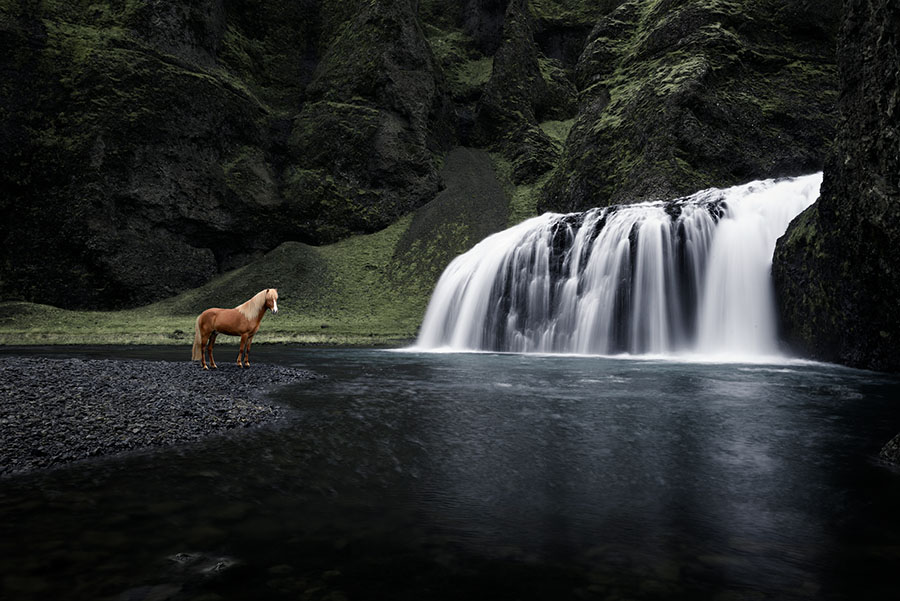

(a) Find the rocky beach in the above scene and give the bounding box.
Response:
[0,355,315,477]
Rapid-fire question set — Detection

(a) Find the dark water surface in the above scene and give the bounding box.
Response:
[2,346,900,600]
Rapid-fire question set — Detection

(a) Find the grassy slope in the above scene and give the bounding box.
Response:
[0,217,423,347]
[0,147,522,347]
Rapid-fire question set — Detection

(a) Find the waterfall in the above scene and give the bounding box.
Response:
[415,173,822,357]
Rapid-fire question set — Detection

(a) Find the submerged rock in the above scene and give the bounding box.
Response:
[880,433,900,466]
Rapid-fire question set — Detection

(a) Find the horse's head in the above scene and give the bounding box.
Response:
[266,288,279,314]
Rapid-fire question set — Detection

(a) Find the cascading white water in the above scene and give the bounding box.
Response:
[415,173,822,357]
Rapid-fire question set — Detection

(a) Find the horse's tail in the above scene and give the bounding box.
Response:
[191,314,203,361]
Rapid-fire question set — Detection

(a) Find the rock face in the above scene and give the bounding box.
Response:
[540,0,840,212]
[0,0,452,308]
[287,0,455,243]
[473,0,576,184]
[773,0,900,372]
[1,0,841,310]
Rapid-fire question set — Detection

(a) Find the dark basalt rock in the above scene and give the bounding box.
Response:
[881,433,900,466]
[773,0,900,372]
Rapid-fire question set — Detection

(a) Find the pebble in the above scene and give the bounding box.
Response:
[0,356,316,477]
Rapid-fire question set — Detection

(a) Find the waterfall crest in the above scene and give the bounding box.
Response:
[415,174,822,357]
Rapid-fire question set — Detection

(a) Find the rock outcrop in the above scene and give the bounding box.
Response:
[773,0,900,372]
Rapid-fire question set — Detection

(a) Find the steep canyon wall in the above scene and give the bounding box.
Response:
[1,0,839,310]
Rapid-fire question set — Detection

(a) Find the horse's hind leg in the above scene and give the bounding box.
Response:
[200,332,209,370]
[208,332,218,369]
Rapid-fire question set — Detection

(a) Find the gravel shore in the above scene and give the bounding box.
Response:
[0,356,316,477]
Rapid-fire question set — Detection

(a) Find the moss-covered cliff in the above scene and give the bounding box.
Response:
[773,0,900,372]
[0,0,452,308]
[1,0,840,314]
[540,0,839,212]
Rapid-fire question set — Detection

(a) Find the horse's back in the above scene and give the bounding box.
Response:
[201,307,251,335]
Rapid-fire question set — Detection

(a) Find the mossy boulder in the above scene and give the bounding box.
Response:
[773,0,900,372]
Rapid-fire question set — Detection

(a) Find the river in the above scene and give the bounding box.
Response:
[1,346,899,600]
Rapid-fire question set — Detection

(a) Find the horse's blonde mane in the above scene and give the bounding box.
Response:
[235,289,268,321]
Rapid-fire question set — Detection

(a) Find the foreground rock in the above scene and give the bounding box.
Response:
[0,356,314,477]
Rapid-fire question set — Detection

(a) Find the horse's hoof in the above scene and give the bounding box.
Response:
[203,365,209,371]
[244,362,250,368]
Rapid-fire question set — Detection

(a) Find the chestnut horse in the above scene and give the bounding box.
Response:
[191,288,278,369]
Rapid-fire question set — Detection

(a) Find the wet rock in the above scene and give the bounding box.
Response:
[880,433,900,466]
[166,551,240,578]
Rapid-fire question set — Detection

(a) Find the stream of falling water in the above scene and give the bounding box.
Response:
[415,173,822,358]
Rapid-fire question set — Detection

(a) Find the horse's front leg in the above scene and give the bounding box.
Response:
[243,335,254,368]
[237,334,248,367]
[208,333,218,369]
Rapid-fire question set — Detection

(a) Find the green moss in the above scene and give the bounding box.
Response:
[456,57,494,89]
[539,119,575,146]
[223,146,276,204]
[492,153,550,225]
[219,26,258,84]
[782,205,827,259]
[529,0,623,27]
[424,25,492,101]
[390,222,472,292]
